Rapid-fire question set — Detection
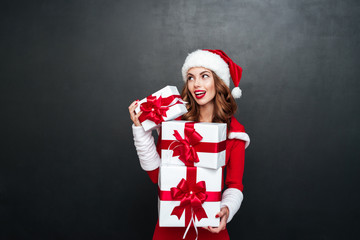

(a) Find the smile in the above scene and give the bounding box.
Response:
[194,90,206,99]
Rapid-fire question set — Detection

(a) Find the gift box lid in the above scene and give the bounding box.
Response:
[162,120,227,143]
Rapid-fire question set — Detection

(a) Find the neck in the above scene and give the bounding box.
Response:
[199,101,214,123]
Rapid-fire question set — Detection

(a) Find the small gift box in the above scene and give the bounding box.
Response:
[135,86,187,131]
[158,165,222,227]
[161,121,227,169]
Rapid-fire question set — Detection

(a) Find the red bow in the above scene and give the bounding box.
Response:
[138,95,170,125]
[172,123,203,166]
[170,178,208,222]
[138,94,184,125]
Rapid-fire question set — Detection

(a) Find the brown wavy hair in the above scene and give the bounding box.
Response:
[181,71,237,130]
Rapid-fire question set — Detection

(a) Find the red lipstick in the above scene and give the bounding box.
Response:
[194,90,206,99]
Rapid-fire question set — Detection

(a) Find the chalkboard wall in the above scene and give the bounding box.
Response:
[1,0,359,239]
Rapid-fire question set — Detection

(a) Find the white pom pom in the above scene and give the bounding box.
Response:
[231,87,242,98]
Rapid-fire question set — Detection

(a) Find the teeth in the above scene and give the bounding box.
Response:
[195,91,205,95]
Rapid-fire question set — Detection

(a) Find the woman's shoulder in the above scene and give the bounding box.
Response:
[228,116,250,149]
[229,116,245,133]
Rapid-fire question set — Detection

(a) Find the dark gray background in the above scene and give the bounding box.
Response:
[1,0,359,239]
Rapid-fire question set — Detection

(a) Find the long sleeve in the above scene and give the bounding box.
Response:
[132,124,161,171]
[221,139,246,223]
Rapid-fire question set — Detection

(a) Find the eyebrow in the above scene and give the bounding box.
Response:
[187,71,211,76]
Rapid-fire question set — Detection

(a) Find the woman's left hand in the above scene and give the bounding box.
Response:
[203,206,229,233]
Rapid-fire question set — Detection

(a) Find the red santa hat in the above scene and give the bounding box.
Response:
[181,49,243,98]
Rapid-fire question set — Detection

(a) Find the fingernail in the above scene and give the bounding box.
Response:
[136,99,139,101]
[215,214,219,218]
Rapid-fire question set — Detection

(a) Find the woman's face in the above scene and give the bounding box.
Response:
[187,67,216,107]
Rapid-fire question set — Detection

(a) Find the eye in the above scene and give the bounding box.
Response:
[202,74,209,78]
[187,76,194,81]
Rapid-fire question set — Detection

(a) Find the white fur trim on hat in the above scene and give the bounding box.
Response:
[228,132,250,148]
[181,50,231,86]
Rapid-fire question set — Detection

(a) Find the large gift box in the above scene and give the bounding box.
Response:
[161,121,227,169]
[135,86,187,131]
[158,165,222,227]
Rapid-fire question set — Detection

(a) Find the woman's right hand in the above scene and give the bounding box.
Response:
[128,100,143,127]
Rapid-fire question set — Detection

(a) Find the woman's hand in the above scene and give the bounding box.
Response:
[203,206,229,233]
[128,100,143,126]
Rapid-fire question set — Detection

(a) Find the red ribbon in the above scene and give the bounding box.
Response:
[161,122,226,167]
[158,167,221,227]
[171,122,203,166]
[170,178,208,222]
[138,94,183,125]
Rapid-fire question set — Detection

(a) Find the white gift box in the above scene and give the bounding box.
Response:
[161,121,227,169]
[158,165,222,227]
[135,86,187,131]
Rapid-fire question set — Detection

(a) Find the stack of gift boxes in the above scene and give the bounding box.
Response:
[136,86,226,229]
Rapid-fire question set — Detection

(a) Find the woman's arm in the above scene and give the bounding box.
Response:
[221,139,246,223]
[132,124,161,171]
[206,138,246,233]
[129,100,160,183]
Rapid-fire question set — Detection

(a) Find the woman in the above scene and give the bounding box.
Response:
[129,49,250,239]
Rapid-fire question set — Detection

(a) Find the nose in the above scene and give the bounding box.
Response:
[194,77,201,88]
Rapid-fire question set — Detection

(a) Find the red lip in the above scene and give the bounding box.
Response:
[194,90,206,99]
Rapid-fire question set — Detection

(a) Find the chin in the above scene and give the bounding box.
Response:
[194,98,210,106]
[191,93,214,106]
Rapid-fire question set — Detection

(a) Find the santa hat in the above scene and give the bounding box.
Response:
[181,49,243,98]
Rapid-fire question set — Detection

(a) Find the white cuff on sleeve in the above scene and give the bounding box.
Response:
[220,188,244,223]
[132,124,161,171]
